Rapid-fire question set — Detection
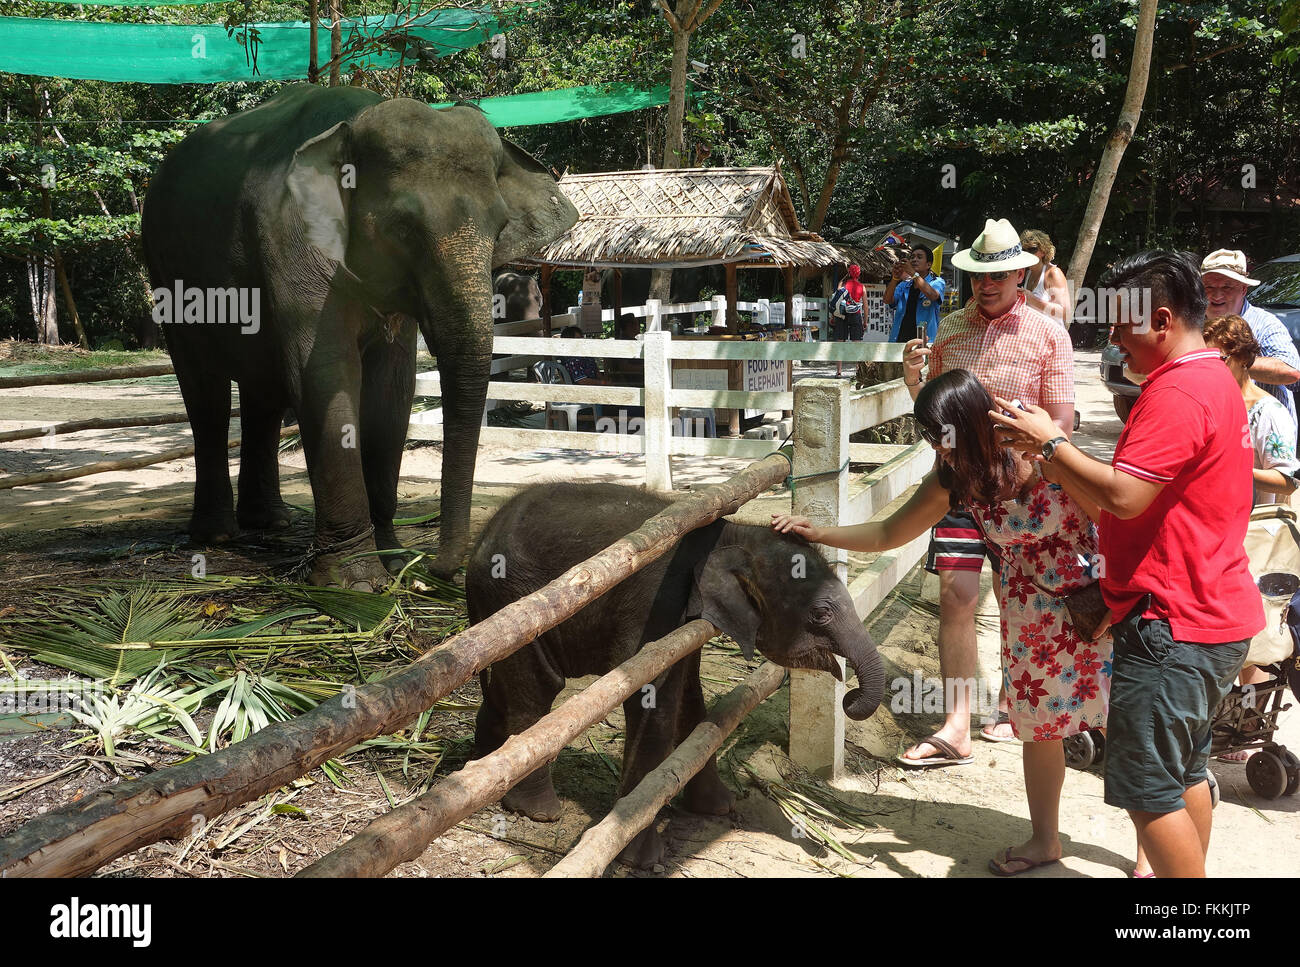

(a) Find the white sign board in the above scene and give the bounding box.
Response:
[863,283,890,342]
[766,302,785,328]
[672,367,729,392]
[742,358,788,419]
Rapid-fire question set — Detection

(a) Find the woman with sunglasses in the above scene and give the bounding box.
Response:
[773,368,1110,876]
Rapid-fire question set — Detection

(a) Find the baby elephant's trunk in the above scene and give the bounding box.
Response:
[838,632,886,721]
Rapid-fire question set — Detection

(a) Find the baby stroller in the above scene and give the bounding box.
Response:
[1208,504,1300,799]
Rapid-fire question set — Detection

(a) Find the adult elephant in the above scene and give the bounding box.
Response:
[468,482,885,867]
[142,84,577,587]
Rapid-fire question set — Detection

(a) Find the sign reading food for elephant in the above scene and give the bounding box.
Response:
[863,284,890,342]
[742,359,789,418]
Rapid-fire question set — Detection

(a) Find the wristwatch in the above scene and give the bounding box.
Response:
[1041,436,1068,462]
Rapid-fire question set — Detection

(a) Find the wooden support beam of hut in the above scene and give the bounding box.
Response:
[544,661,786,878]
[613,268,624,328]
[540,264,554,334]
[0,451,793,878]
[297,620,716,878]
[724,262,738,333]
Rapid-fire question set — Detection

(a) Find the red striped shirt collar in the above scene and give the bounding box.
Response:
[1141,347,1221,386]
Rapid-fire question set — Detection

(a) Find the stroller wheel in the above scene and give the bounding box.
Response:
[1064,729,1101,770]
[1278,748,1300,796]
[1246,750,1289,799]
[1207,769,1220,808]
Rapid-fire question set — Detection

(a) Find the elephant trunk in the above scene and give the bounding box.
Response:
[420,308,492,579]
[837,628,886,721]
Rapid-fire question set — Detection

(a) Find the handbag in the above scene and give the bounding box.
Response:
[970,511,1112,641]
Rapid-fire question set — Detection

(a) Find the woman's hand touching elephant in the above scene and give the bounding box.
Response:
[771,513,822,543]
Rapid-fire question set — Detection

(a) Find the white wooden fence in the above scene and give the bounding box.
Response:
[410,324,932,777]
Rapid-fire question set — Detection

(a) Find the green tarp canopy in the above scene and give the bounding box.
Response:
[433,83,670,127]
[0,7,517,82]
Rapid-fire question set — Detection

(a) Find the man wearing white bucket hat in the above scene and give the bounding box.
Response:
[1200,249,1299,427]
[898,218,1075,773]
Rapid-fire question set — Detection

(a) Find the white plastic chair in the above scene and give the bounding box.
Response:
[533,360,597,432]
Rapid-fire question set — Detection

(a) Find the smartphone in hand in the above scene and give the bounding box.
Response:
[916,324,927,346]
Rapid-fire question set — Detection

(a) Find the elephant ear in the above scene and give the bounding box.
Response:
[491,140,577,267]
[285,121,351,263]
[687,544,762,661]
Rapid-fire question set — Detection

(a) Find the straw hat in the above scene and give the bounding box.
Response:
[951,218,1040,273]
[1199,249,1260,286]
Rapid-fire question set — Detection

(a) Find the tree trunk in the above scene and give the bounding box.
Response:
[0,363,174,389]
[27,255,57,344]
[52,250,89,350]
[1065,0,1159,294]
[308,0,320,83]
[0,452,792,877]
[328,0,342,86]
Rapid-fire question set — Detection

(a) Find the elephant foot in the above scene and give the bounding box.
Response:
[189,510,238,544]
[426,551,464,580]
[237,501,294,531]
[682,776,735,817]
[307,541,392,592]
[617,826,666,870]
[502,778,563,823]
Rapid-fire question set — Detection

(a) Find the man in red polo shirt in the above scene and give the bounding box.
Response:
[992,250,1262,878]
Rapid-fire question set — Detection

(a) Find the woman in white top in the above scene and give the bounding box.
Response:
[1203,313,1299,505]
[1019,230,1072,326]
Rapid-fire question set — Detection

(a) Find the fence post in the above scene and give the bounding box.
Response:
[789,377,850,778]
[645,299,662,332]
[793,295,806,341]
[711,295,726,327]
[643,330,672,492]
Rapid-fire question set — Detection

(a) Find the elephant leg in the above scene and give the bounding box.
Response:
[677,652,735,816]
[169,336,236,542]
[236,393,292,531]
[616,661,690,869]
[474,644,566,822]
[294,303,390,590]
[360,323,417,575]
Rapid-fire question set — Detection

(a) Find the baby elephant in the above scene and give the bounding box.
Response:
[466,482,884,868]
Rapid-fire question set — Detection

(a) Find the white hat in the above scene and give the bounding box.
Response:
[951,218,1041,273]
[1200,249,1259,286]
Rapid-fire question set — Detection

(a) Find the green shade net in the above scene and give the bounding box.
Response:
[0,7,518,82]
[433,83,670,127]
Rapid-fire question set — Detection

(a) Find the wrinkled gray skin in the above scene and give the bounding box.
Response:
[492,271,542,323]
[467,482,884,869]
[141,85,577,586]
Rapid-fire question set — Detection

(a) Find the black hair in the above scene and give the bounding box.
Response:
[911,246,934,265]
[914,369,1019,507]
[560,325,583,338]
[1101,250,1208,331]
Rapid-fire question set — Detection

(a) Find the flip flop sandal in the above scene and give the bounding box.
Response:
[896,735,974,768]
[980,710,1019,743]
[988,847,1062,877]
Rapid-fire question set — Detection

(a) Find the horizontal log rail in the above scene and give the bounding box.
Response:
[0,451,791,878]
[297,620,717,878]
[0,411,201,444]
[0,363,175,389]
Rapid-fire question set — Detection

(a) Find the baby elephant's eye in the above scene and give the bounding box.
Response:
[810,605,835,626]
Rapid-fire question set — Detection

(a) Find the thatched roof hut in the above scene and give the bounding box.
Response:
[522,166,843,269]
[519,166,863,332]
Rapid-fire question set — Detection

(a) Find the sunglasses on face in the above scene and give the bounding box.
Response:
[976,271,1015,283]
[1022,246,1039,254]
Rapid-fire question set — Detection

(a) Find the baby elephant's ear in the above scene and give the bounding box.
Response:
[687,544,761,660]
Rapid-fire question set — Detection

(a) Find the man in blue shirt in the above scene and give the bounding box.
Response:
[886,245,946,342]
[1201,249,1300,424]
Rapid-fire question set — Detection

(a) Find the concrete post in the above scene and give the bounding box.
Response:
[711,295,726,328]
[645,299,662,332]
[643,330,672,492]
[789,377,850,777]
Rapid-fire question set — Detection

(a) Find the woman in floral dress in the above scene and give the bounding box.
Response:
[773,368,1111,876]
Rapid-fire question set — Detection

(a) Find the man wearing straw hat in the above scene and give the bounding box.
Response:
[1200,249,1299,431]
[898,218,1075,766]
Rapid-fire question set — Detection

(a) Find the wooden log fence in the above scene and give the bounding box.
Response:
[0,411,197,444]
[0,451,791,878]
[0,424,298,491]
[544,661,786,877]
[297,620,718,878]
[0,363,175,389]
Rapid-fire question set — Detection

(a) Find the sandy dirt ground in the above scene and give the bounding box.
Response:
[1,351,1297,878]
